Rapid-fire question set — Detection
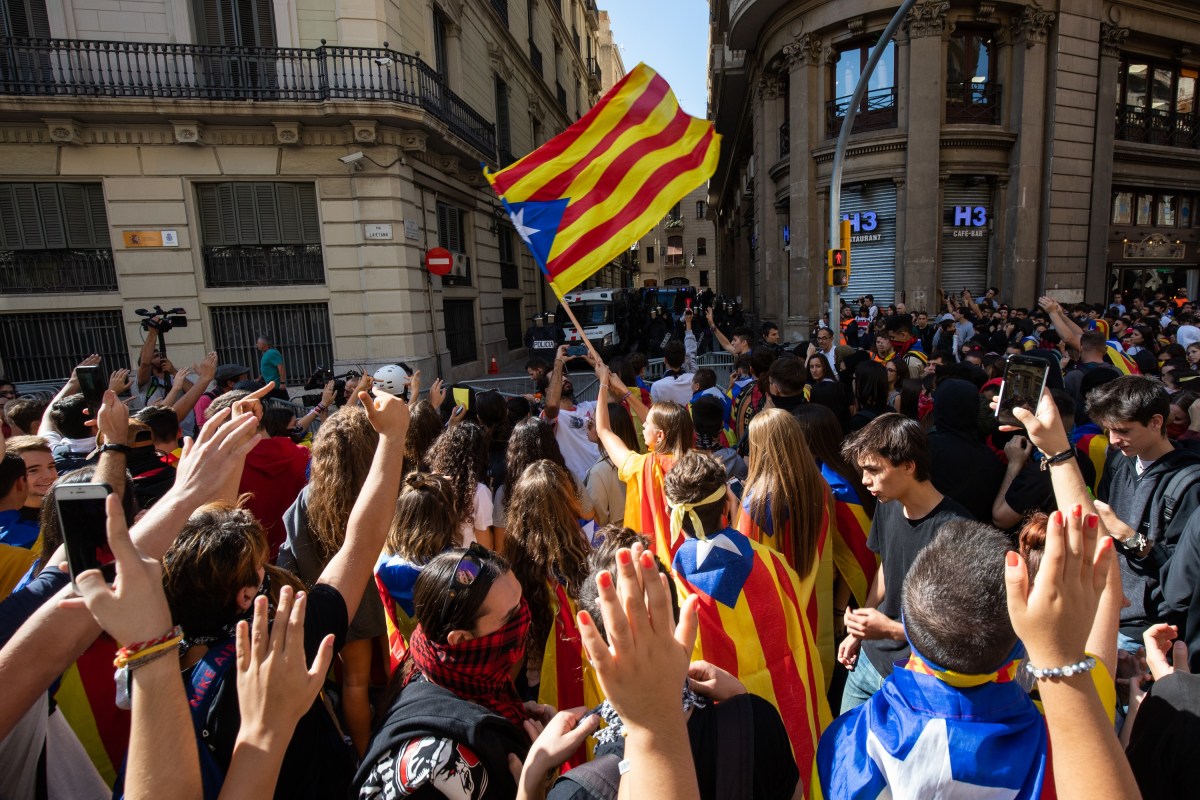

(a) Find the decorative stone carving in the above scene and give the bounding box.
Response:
[436,154,461,176]
[1100,22,1129,58]
[758,71,780,101]
[1011,4,1056,47]
[905,0,950,38]
[782,33,822,69]
[351,119,378,144]
[487,42,512,80]
[528,97,544,120]
[44,118,83,145]
[171,120,204,145]
[398,130,428,153]
[272,121,301,145]
[847,16,865,36]
[976,1,996,19]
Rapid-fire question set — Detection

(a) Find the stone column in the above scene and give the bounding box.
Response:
[1000,4,1055,306]
[901,0,949,311]
[755,71,784,326]
[1085,22,1129,300]
[783,32,823,332]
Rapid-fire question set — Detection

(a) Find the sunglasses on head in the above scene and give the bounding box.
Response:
[438,542,493,632]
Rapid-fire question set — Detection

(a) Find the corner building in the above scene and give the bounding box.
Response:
[709,0,1200,337]
[0,0,610,386]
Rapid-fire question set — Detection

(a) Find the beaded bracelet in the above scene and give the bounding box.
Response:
[1024,655,1096,680]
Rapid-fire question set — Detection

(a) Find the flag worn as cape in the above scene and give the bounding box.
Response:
[618,450,677,562]
[537,582,604,767]
[672,529,831,787]
[55,635,131,787]
[814,651,1050,800]
[821,463,879,607]
[736,487,836,686]
[485,63,721,297]
[375,553,424,669]
[1068,424,1108,496]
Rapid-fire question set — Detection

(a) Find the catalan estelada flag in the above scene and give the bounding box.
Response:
[1069,423,1109,496]
[538,582,604,767]
[618,451,678,562]
[672,528,831,786]
[485,63,721,297]
[1088,320,1140,375]
[55,635,131,787]
[375,553,424,669]
[821,463,879,607]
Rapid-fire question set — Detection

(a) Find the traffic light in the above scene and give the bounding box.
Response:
[827,248,849,287]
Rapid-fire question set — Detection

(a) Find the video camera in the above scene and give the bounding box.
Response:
[135,306,188,334]
[304,366,362,399]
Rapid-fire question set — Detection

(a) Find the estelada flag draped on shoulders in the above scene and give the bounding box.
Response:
[672,529,831,790]
[485,63,721,297]
[538,582,603,767]
[820,463,879,608]
[618,450,678,562]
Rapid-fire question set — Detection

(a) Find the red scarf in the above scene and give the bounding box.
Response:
[405,598,532,730]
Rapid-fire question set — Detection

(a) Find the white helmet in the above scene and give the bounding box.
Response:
[372,363,412,397]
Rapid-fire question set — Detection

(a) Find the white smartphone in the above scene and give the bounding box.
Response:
[55,483,116,589]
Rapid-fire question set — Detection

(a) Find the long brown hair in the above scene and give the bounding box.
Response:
[504,460,590,653]
[744,408,826,577]
[428,421,487,530]
[405,401,443,474]
[385,472,461,563]
[647,401,693,458]
[790,403,876,518]
[305,407,379,562]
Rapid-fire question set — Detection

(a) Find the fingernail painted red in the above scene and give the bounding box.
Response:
[1053,511,1063,526]
[1087,515,1099,529]
[1073,504,1083,518]
[1006,551,1019,568]
[597,571,613,590]
[640,552,655,569]
[617,550,632,566]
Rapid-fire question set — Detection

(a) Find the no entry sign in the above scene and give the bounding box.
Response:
[426,247,452,276]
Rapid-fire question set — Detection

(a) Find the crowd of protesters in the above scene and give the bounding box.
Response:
[0,284,1196,798]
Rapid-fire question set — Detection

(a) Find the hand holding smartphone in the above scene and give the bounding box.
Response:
[56,483,116,590]
[995,355,1051,429]
[76,365,106,409]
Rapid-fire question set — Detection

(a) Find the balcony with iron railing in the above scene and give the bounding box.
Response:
[0,37,497,158]
[586,57,601,90]
[0,248,117,293]
[946,80,1002,125]
[825,87,898,138]
[202,244,325,288]
[1115,103,1199,150]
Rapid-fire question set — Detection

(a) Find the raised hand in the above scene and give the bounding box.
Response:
[1142,623,1190,682]
[233,381,275,423]
[108,368,132,395]
[194,352,218,383]
[428,378,446,410]
[320,380,336,408]
[170,365,194,390]
[360,388,410,439]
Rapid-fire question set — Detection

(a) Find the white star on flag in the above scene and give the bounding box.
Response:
[865,719,1019,800]
[512,208,540,247]
[694,533,743,569]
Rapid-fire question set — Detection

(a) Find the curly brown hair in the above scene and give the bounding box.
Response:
[405,401,443,474]
[385,472,461,563]
[428,421,487,530]
[305,407,378,562]
[502,417,568,511]
[504,460,590,655]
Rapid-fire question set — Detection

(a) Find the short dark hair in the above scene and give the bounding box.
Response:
[135,405,181,443]
[1079,331,1107,355]
[662,451,727,536]
[884,314,914,334]
[903,521,1016,673]
[1086,374,1170,431]
[663,340,686,369]
[49,394,91,439]
[841,413,931,481]
[628,352,648,374]
[0,452,27,497]
[691,395,725,437]
[413,548,512,643]
[693,367,717,391]
[5,397,46,433]
[732,327,754,344]
[262,406,295,438]
[760,321,778,338]
[525,356,549,373]
[768,355,806,396]
[749,346,778,379]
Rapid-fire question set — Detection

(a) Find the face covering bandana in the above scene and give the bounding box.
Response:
[668,485,728,542]
[406,598,532,730]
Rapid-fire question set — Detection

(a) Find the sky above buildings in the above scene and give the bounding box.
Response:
[600,1,710,118]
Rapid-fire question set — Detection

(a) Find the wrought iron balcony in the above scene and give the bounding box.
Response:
[586,57,601,90]
[1116,104,1199,150]
[202,244,325,288]
[825,87,897,138]
[0,248,117,294]
[0,36,496,157]
[946,80,1002,125]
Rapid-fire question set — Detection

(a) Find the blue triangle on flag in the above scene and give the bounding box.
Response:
[504,198,569,274]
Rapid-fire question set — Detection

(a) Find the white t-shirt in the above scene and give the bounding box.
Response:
[548,401,600,483]
[460,482,493,547]
[650,373,695,406]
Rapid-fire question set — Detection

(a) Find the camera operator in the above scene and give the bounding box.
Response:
[133,325,178,410]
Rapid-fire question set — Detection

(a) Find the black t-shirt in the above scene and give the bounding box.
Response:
[185,582,353,799]
[862,495,972,676]
[1126,671,1200,797]
[1002,453,1097,526]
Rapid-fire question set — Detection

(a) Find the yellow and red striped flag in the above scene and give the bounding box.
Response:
[485,63,720,297]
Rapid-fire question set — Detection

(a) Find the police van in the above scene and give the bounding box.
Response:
[558,288,641,358]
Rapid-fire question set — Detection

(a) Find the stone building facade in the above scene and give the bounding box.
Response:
[0,0,610,386]
[638,186,718,291]
[709,0,1200,339]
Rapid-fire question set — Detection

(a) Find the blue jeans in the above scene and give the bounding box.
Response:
[841,649,886,712]
[1117,631,1143,655]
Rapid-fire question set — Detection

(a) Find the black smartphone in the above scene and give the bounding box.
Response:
[77,365,105,407]
[56,483,116,589]
[567,344,588,357]
[996,355,1050,428]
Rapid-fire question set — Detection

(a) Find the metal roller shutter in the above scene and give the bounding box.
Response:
[840,182,897,306]
[941,180,992,296]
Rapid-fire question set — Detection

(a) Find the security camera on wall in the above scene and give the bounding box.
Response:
[339,151,365,165]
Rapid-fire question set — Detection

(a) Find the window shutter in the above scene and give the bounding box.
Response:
[233,183,259,244]
[276,183,303,244]
[437,203,449,249]
[197,185,221,246]
[254,183,281,244]
[297,184,319,242]
[13,185,43,249]
[251,0,277,46]
[216,183,238,245]
[86,184,110,248]
[35,184,67,249]
[0,186,21,250]
[61,184,92,248]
